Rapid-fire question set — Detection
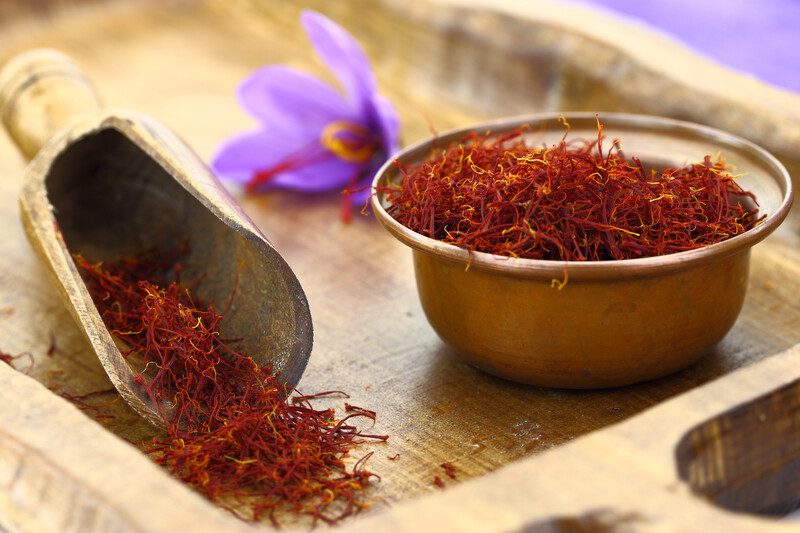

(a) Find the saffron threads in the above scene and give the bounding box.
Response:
[433,475,446,489]
[292,390,350,402]
[345,403,377,417]
[441,462,457,479]
[0,350,33,374]
[57,387,118,422]
[385,127,763,261]
[46,331,56,356]
[75,251,387,526]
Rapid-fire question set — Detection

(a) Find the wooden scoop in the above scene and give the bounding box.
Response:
[0,49,313,428]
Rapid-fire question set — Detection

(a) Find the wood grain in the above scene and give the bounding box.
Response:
[0,0,798,531]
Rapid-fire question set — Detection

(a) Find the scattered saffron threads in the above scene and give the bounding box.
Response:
[0,350,33,374]
[53,220,67,249]
[345,403,377,417]
[46,331,56,356]
[74,250,388,526]
[440,462,457,479]
[385,126,763,261]
[291,390,350,402]
[387,453,400,460]
[433,475,446,489]
[58,387,118,422]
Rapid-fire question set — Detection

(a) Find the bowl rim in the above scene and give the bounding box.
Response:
[370,112,794,281]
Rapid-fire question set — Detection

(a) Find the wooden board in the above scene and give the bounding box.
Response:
[0,1,800,531]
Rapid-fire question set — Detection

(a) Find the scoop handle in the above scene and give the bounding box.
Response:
[0,49,103,161]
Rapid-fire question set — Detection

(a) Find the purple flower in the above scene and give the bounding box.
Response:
[212,10,400,218]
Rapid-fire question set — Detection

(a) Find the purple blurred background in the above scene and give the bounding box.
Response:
[562,0,800,94]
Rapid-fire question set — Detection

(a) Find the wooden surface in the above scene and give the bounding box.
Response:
[0,1,799,531]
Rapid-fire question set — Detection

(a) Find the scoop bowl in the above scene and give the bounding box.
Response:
[0,49,313,427]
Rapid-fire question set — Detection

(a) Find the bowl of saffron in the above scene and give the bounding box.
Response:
[371,113,793,389]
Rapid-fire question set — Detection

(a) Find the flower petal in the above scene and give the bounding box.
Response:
[212,128,363,193]
[371,93,401,155]
[301,11,376,111]
[212,128,316,184]
[267,156,362,193]
[237,65,358,129]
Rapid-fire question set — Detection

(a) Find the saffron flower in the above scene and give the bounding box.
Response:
[212,10,399,219]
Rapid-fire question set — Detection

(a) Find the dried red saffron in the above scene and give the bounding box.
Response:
[0,350,33,374]
[46,331,56,356]
[58,387,118,422]
[75,251,387,526]
[433,475,446,489]
[385,125,763,261]
[345,403,377,417]
[441,462,457,479]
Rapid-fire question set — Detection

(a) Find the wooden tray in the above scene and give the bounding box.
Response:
[1,1,800,531]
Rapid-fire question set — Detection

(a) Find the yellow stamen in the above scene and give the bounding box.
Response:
[320,120,376,163]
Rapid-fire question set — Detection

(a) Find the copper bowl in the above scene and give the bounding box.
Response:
[371,113,793,389]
